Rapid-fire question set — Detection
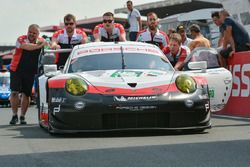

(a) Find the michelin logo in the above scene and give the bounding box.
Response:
[114,96,157,102]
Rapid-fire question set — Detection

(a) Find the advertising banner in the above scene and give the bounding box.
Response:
[218,51,250,116]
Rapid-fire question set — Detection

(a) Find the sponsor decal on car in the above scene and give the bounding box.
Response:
[75,46,162,58]
[114,95,158,102]
[205,103,210,112]
[51,97,66,103]
[209,88,215,98]
[116,106,157,111]
[53,104,61,114]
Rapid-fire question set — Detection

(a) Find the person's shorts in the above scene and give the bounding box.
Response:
[220,47,233,58]
[10,71,35,97]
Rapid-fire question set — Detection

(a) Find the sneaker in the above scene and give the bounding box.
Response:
[20,116,27,125]
[9,115,18,125]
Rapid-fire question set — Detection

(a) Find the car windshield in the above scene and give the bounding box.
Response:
[0,76,10,85]
[68,52,173,73]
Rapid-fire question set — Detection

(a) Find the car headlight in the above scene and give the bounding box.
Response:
[65,78,88,96]
[175,75,197,94]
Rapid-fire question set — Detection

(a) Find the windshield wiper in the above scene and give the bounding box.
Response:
[120,46,126,69]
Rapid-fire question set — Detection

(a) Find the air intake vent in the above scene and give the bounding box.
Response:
[127,83,137,88]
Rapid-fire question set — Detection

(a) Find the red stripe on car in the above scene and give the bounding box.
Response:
[88,83,178,95]
[48,79,66,88]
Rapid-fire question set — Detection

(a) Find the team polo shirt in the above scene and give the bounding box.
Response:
[52,28,87,67]
[93,23,125,42]
[10,35,44,74]
[136,29,169,50]
[163,46,189,67]
[52,28,87,46]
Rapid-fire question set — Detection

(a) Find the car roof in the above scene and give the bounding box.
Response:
[73,41,160,50]
[69,41,164,60]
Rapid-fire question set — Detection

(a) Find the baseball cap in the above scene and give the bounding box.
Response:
[176,25,185,32]
[189,24,200,32]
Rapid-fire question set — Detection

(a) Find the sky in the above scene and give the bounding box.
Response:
[0,0,158,45]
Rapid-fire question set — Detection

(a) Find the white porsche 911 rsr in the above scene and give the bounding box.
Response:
[37,42,232,134]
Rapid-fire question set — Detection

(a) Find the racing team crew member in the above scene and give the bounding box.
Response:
[9,24,46,125]
[50,14,88,68]
[136,12,169,50]
[93,12,126,42]
[162,33,190,71]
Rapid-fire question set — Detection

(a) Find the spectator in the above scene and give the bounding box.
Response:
[126,0,142,41]
[219,10,250,67]
[162,33,190,71]
[50,14,87,68]
[188,24,211,51]
[136,12,169,50]
[211,11,227,47]
[93,12,126,42]
[176,24,192,47]
[9,24,46,125]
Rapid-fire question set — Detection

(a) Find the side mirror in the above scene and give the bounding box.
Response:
[188,61,207,72]
[44,65,58,77]
[42,53,55,65]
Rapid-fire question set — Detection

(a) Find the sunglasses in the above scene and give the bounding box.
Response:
[65,22,74,26]
[103,20,113,23]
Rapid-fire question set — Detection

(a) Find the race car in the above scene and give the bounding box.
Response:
[0,69,11,105]
[37,42,232,134]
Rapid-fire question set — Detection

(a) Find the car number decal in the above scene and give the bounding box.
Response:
[209,88,215,98]
[111,71,143,78]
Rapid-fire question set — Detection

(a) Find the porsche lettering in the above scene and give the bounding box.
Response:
[116,106,157,111]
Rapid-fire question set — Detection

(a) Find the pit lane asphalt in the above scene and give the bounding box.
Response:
[0,105,250,167]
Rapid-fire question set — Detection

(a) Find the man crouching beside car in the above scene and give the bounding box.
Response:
[162,33,190,71]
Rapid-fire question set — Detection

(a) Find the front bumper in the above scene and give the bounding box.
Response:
[47,88,211,133]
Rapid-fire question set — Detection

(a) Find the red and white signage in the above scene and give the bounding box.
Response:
[218,51,250,116]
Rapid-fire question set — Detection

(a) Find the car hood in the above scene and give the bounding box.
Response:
[75,70,175,94]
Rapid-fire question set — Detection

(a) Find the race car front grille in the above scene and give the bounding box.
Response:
[102,112,170,129]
